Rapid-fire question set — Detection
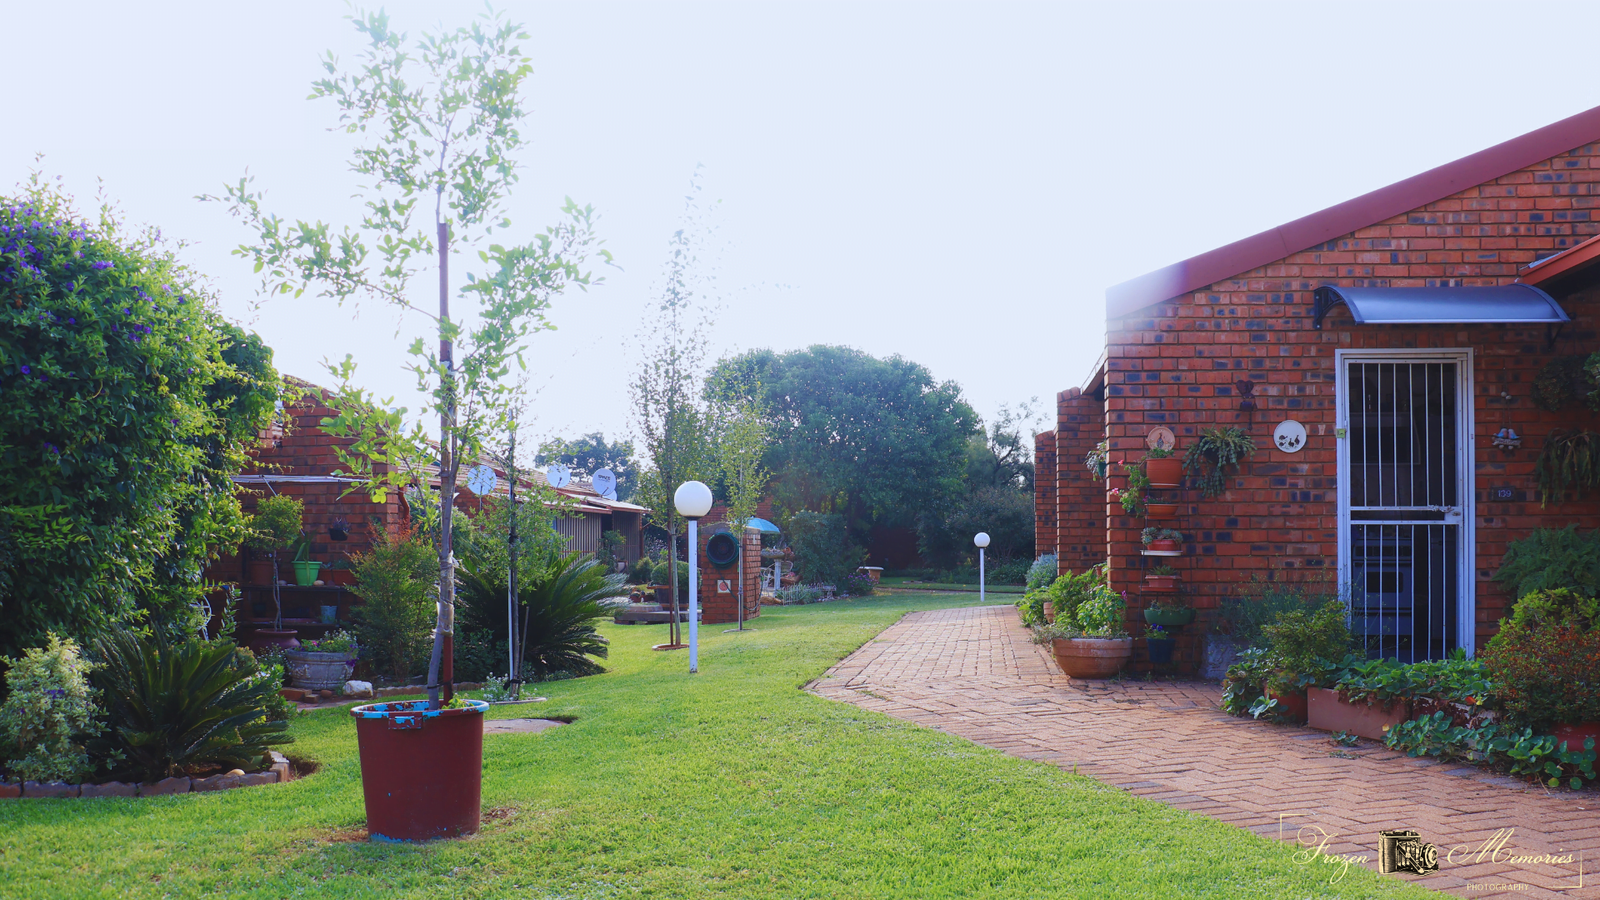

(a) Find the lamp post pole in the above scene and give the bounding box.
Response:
[974,532,991,605]
[674,481,714,674]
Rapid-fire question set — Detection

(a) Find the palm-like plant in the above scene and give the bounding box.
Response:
[88,632,291,781]
[457,550,628,682]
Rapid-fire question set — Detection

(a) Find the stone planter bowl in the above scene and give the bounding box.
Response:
[1051,637,1133,679]
[284,649,357,691]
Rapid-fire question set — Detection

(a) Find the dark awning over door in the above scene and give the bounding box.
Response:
[1312,285,1569,329]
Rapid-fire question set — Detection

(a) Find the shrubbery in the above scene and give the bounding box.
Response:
[0,181,281,659]
[0,634,101,783]
[786,511,862,586]
[348,530,439,683]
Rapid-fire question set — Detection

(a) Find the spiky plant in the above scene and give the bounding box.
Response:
[457,550,629,682]
[88,632,290,781]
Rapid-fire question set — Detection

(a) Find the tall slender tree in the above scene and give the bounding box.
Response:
[630,171,718,646]
[205,8,605,708]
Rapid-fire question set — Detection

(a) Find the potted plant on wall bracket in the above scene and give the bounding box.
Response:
[1182,426,1256,498]
[1113,462,1147,517]
[1141,527,1184,555]
[1143,594,1194,628]
[1144,445,1183,487]
[1085,439,1110,481]
[290,533,322,586]
[1144,622,1176,665]
[1144,564,1181,592]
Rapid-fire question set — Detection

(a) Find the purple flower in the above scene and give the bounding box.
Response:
[64,281,75,291]
[45,689,64,699]
[44,442,57,454]
[122,308,130,315]
[67,317,75,324]
[19,365,29,374]
[92,260,113,271]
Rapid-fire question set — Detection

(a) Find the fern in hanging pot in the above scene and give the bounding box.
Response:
[1182,426,1256,498]
[1535,429,1600,506]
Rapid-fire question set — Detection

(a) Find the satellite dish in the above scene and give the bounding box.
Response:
[592,468,617,500]
[466,465,498,496]
[546,464,571,489]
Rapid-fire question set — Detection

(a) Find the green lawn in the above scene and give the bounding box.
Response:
[876,577,1025,594]
[0,590,1437,899]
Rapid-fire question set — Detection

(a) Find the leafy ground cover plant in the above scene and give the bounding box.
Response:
[1214,576,1337,648]
[0,634,101,783]
[1493,526,1600,599]
[1385,712,1597,790]
[88,632,290,781]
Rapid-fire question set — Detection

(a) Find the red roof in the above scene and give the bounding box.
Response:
[1519,232,1600,287]
[1106,103,1600,320]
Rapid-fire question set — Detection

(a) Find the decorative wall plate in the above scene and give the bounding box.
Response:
[1273,420,1307,453]
[1146,426,1176,451]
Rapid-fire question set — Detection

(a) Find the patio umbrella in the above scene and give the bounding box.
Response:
[743,517,781,534]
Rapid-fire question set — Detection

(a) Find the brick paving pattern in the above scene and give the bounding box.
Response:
[808,605,1598,899]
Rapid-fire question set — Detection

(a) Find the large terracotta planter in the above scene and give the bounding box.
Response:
[1051,637,1133,679]
[1145,457,1184,487]
[1554,721,1600,754]
[351,699,486,840]
[248,558,276,586]
[243,628,301,653]
[1307,687,1410,740]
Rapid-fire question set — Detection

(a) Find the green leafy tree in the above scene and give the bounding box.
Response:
[0,178,281,658]
[348,530,439,683]
[536,432,635,501]
[707,345,979,544]
[205,8,605,708]
[631,172,718,645]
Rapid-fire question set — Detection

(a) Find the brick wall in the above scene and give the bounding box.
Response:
[698,526,763,625]
[1055,388,1108,575]
[1034,430,1057,559]
[1098,141,1600,670]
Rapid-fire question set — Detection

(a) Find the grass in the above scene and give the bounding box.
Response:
[0,590,1437,899]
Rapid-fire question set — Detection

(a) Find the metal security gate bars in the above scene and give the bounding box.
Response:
[1337,352,1474,662]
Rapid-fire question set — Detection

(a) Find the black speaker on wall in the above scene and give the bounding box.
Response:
[705,532,740,568]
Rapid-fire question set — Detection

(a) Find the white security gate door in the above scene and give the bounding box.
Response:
[1336,350,1475,661]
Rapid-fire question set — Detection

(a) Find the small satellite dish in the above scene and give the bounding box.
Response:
[546,464,571,489]
[466,464,498,496]
[592,468,617,501]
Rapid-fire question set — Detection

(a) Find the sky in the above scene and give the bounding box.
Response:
[7,1,1600,457]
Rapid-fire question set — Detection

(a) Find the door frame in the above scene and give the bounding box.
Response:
[1333,347,1476,657]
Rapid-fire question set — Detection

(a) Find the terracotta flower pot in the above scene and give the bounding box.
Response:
[248,558,276,586]
[1051,637,1133,679]
[1043,600,1056,624]
[1145,457,1184,487]
[1268,689,1308,724]
[1144,575,1180,592]
[1553,721,1600,754]
[1307,687,1409,740]
[1147,539,1181,553]
[244,628,301,653]
[1145,503,1179,520]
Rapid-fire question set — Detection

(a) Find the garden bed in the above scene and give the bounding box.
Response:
[0,752,294,799]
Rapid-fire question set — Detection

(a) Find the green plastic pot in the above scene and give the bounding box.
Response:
[1143,607,1194,629]
[293,560,323,586]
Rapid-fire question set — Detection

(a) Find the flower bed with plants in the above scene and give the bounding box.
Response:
[1220,586,1598,790]
[0,631,293,799]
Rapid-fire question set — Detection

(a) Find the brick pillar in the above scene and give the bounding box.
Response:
[698,527,762,625]
[1054,388,1106,575]
[1033,430,1057,560]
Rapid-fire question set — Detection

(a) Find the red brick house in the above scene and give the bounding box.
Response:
[1035,104,1600,669]
[209,378,648,644]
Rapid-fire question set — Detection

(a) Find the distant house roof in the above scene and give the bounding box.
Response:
[1105,103,1600,320]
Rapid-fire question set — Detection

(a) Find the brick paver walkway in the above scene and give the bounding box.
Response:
[807,605,1597,899]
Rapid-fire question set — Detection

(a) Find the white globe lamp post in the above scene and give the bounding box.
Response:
[973,532,991,604]
[674,480,714,673]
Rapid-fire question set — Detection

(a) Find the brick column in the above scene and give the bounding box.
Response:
[1054,388,1106,575]
[1033,430,1056,560]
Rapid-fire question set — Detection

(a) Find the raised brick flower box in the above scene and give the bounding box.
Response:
[1307,687,1409,740]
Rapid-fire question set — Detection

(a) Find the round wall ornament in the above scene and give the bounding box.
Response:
[1146,426,1176,451]
[1273,420,1307,453]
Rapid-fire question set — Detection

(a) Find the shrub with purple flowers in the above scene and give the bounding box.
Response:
[0,177,282,658]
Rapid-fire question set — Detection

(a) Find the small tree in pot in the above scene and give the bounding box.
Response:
[246,495,303,639]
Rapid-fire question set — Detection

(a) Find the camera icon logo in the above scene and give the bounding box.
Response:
[1379,829,1439,876]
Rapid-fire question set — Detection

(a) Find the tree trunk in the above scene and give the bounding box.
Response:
[427,219,456,710]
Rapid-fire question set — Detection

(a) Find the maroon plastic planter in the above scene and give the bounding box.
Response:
[1554,721,1600,754]
[351,699,487,841]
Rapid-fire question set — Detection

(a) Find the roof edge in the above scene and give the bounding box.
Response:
[1106,103,1600,320]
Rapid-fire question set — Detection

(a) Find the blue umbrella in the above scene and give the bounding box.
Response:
[743,517,781,534]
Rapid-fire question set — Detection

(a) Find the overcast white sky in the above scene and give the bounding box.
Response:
[7,1,1600,455]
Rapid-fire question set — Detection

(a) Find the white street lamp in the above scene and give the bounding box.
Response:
[974,532,990,604]
[674,480,714,674]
